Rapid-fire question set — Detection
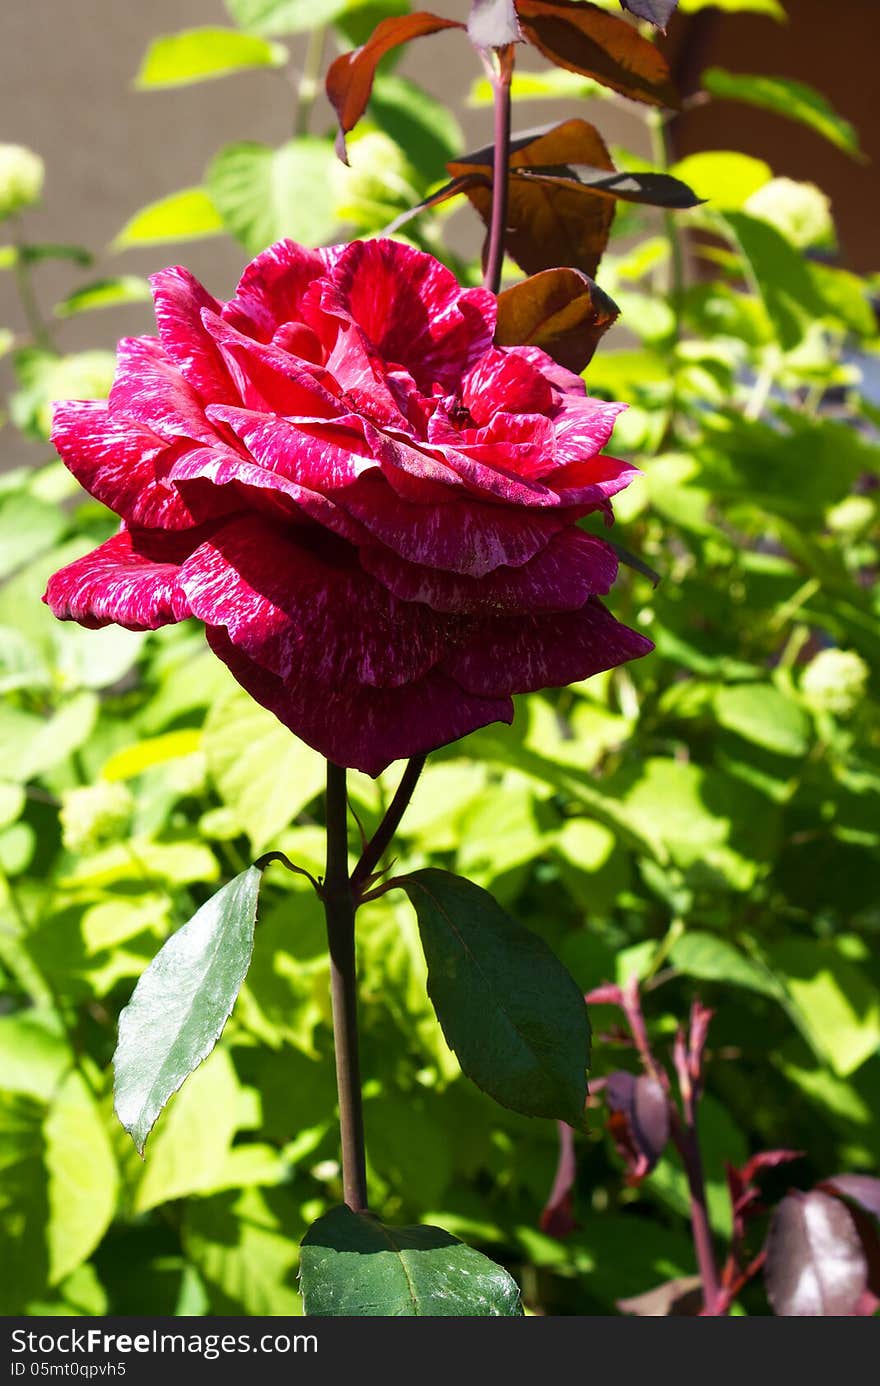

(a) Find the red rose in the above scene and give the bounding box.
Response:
[44,238,651,775]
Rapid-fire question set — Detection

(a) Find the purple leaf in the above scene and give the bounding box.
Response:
[605,1070,669,1184]
[468,0,523,48]
[820,1175,880,1221]
[765,1191,868,1316]
[540,1120,578,1237]
[618,1275,702,1316]
[620,0,679,32]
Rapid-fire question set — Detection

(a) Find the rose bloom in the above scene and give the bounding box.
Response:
[45,238,651,776]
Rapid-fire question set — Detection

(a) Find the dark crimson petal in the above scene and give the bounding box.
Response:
[338,479,569,576]
[460,347,554,425]
[180,516,456,690]
[200,310,343,418]
[361,529,618,614]
[435,411,557,483]
[109,335,218,445]
[51,400,196,531]
[166,445,368,544]
[43,528,193,631]
[206,626,512,778]
[221,238,336,343]
[445,597,653,695]
[207,406,380,491]
[150,267,237,405]
[517,344,589,395]
[313,238,496,393]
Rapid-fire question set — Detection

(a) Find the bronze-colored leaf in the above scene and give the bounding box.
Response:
[326,12,464,160]
[515,164,701,208]
[620,0,679,32]
[448,118,618,278]
[516,0,679,108]
[495,266,619,372]
[617,1276,703,1316]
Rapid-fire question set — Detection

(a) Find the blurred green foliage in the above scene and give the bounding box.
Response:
[0,0,877,1317]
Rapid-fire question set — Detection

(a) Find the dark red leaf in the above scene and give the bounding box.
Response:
[740,1149,803,1188]
[765,1191,868,1316]
[605,1070,670,1184]
[448,118,617,278]
[326,12,464,160]
[469,0,523,48]
[516,0,679,108]
[618,1275,702,1316]
[585,982,625,1006]
[540,1121,578,1237]
[495,266,619,371]
[620,0,679,32]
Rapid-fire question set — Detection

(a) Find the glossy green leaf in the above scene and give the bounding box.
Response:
[113,188,224,249]
[207,139,339,253]
[767,940,880,1077]
[135,28,287,88]
[702,68,863,159]
[670,931,780,998]
[54,276,152,318]
[300,1206,523,1316]
[401,869,590,1122]
[113,866,262,1153]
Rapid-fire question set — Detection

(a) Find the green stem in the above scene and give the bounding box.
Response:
[323,761,368,1212]
[11,225,52,350]
[350,755,426,896]
[295,25,327,138]
[482,44,515,295]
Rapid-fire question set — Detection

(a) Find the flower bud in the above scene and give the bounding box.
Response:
[0,143,45,221]
[60,782,134,856]
[802,648,869,718]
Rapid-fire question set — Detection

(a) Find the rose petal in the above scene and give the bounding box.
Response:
[109,336,218,445]
[461,347,554,424]
[150,266,237,405]
[221,238,334,342]
[362,528,618,614]
[43,528,193,630]
[201,310,343,418]
[51,400,196,531]
[445,598,654,695]
[206,625,512,778]
[180,516,455,689]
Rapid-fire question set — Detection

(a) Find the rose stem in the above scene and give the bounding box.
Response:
[294,24,327,137]
[350,754,426,895]
[482,43,515,296]
[323,760,368,1212]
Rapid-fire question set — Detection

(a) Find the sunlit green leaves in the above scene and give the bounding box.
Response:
[720,211,826,350]
[714,683,810,757]
[54,277,152,318]
[45,1071,118,1283]
[300,1206,523,1316]
[114,188,224,248]
[135,28,288,88]
[207,139,339,252]
[402,869,590,1122]
[702,68,863,159]
[113,866,262,1153]
[204,693,325,853]
[767,941,880,1077]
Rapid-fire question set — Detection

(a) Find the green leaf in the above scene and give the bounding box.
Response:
[0,1012,70,1099]
[45,1071,118,1283]
[720,210,827,351]
[225,0,359,33]
[203,693,324,853]
[135,28,287,88]
[702,68,863,159]
[207,139,339,254]
[300,1206,523,1316]
[671,151,771,210]
[670,931,781,998]
[369,74,463,178]
[766,940,880,1077]
[714,683,810,757]
[401,869,590,1123]
[113,866,262,1153]
[101,730,202,782]
[469,68,608,105]
[0,493,66,581]
[185,1186,304,1315]
[54,277,152,318]
[114,188,224,249]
